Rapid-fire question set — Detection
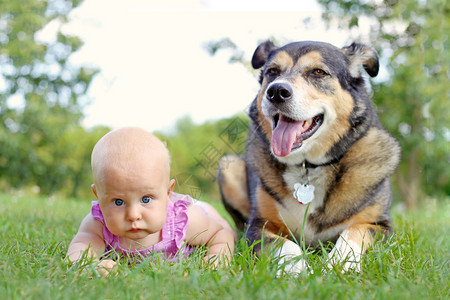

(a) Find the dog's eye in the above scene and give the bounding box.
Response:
[311,69,327,76]
[266,68,281,76]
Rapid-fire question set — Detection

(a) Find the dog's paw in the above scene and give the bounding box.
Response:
[274,240,311,276]
[326,248,361,273]
[325,231,362,273]
[277,257,311,277]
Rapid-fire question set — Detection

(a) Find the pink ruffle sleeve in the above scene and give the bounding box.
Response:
[161,198,190,250]
[91,201,119,250]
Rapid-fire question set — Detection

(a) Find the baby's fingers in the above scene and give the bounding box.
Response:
[96,259,117,277]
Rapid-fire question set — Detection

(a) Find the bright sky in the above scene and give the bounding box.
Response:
[56,0,358,133]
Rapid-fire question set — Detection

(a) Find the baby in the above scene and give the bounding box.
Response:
[66,127,235,274]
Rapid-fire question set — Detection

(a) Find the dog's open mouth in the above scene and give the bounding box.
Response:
[272,113,324,157]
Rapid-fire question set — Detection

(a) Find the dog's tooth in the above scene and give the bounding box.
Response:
[303,118,312,129]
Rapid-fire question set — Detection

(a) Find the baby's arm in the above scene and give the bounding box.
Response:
[66,213,105,262]
[185,204,235,267]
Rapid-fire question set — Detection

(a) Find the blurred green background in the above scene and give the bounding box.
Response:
[0,0,448,209]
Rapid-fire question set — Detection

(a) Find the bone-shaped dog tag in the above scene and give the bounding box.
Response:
[293,183,315,204]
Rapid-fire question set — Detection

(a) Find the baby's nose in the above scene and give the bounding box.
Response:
[126,205,142,221]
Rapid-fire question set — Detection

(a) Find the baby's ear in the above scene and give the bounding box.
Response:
[91,184,98,199]
[168,179,175,196]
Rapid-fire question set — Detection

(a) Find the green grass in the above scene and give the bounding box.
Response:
[0,193,448,299]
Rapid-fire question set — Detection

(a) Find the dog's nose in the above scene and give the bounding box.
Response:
[266,83,293,104]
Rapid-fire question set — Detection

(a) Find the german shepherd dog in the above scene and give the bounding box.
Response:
[217,40,400,274]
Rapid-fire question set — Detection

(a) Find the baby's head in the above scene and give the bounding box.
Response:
[91,127,172,191]
[91,128,175,236]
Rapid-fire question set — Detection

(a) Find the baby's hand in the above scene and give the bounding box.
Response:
[204,254,220,269]
[96,259,117,277]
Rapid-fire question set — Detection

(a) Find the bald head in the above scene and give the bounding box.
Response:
[91,127,171,187]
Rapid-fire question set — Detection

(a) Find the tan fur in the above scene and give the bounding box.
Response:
[294,51,326,73]
[294,79,354,161]
[256,92,273,139]
[217,155,250,218]
[314,129,399,225]
[346,204,383,227]
[312,86,353,157]
[268,51,294,72]
[256,186,286,233]
[259,164,291,199]
[256,51,295,141]
[342,223,379,253]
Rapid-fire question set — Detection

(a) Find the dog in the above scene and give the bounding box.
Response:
[217,40,400,274]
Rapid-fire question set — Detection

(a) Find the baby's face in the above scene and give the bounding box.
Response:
[94,155,173,242]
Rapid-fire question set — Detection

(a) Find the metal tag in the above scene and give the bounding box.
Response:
[293,183,315,204]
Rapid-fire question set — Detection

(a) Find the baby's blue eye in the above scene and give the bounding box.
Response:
[142,196,152,204]
[114,199,124,206]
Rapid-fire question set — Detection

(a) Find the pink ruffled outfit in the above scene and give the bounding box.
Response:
[91,193,194,262]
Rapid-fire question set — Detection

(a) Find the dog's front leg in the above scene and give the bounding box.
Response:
[274,239,310,276]
[247,218,310,276]
[326,224,374,272]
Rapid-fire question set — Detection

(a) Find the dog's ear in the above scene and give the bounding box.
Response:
[251,40,277,69]
[341,43,379,78]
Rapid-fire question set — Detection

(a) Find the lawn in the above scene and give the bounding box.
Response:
[0,193,448,299]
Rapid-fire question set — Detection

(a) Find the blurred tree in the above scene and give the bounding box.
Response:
[317,0,449,207]
[0,0,98,195]
[204,38,246,64]
[58,125,110,199]
[156,114,249,201]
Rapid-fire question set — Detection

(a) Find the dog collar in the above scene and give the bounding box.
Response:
[303,156,341,169]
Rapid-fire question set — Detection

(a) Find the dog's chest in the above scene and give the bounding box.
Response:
[277,165,341,243]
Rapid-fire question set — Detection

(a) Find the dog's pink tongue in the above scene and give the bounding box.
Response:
[272,116,304,157]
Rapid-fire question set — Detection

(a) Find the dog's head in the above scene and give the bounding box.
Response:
[251,40,379,165]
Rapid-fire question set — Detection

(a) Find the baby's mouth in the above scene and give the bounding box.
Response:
[272,113,324,157]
